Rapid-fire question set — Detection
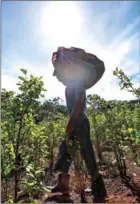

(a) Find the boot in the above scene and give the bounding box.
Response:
[46,172,70,194]
[91,174,107,197]
[84,174,107,197]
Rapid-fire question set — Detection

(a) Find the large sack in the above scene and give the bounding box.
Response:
[52,47,105,89]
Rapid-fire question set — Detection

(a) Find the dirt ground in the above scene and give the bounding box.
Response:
[2,152,139,203]
[41,159,140,203]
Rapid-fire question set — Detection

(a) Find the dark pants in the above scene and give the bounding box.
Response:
[54,116,99,181]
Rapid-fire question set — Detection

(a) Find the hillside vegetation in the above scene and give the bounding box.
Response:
[1,68,140,203]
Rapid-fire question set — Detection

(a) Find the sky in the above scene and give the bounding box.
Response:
[2,1,140,104]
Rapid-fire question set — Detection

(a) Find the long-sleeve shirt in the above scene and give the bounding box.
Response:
[65,81,86,118]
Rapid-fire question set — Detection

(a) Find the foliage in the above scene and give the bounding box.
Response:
[113,67,140,100]
[1,69,46,202]
[20,164,47,199]
[113,67,140,166]
[1,67,140,203]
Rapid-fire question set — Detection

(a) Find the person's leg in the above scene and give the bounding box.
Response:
[48,135,77,194]
[75,116,99,179]
[75,116,106,196]
[54,139,73,173]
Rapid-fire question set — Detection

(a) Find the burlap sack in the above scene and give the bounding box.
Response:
[52,47,105,89]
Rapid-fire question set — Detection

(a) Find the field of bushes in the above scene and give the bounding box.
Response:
[1,68,140,203]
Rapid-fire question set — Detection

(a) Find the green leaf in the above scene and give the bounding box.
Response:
[16,83,21,86]
[128,128,136,139]
[4,164,13,177]
[131,130,136,138]
[18,76,25,81]
[35,170,43,174]
[136,155,140,167]
[113,71,117,75]
[128,128,133,134]
[20,68,27,75]
[26,173,35,179]
[26,165,34,172]
[28,182,36,187]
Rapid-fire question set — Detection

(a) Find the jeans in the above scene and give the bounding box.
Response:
[54,116,99,180]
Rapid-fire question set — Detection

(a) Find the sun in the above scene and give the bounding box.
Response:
[40,1,82,48]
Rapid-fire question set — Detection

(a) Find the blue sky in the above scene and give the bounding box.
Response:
[2,1,140,102]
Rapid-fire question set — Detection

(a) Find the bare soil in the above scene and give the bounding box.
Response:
[41,159,140,203]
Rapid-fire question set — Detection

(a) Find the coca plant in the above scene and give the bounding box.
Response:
[1,68,46,202]
[113,67,140,166]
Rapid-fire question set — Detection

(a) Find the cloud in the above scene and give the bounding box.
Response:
[84,14,139,101]
[2,74,19,93]
[2,56,65,101]
[2,1,140,102]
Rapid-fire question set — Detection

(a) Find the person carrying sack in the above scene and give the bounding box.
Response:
[46,47,107,197]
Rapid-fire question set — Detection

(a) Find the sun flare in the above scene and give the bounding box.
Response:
[40,1,82,48]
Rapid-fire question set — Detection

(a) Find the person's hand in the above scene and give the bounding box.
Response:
[66,117,74,135]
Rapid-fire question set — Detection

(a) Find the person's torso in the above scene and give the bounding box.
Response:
[65,81,86,116]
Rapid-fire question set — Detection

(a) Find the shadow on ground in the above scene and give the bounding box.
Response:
[44,193,74,203]
[123,176,140,203]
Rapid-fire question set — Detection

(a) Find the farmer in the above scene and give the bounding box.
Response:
[48,78,106,197]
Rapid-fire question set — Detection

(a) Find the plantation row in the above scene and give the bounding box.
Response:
[1,68,140,203]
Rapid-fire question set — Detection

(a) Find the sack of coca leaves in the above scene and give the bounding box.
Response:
[52,47,105,89]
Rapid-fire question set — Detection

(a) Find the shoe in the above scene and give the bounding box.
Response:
[46,172,70,194]
[91,174,107,197]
